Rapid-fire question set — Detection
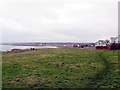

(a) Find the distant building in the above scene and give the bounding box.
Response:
[95,35,120,50]
[111,37,117,43]
[95,40,110,46]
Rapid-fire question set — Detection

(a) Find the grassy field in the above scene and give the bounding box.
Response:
[2,48,119,88]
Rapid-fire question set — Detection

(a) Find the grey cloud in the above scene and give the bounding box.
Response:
[0,0,118,43]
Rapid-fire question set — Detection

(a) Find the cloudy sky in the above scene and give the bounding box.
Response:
[0,0,118,43]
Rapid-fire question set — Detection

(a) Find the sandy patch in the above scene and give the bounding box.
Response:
[32,46,59,49]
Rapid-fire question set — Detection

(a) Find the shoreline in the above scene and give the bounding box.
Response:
[31,46,59,49]
[0,45,59,52]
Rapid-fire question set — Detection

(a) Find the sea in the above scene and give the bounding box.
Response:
[0,45,35,52]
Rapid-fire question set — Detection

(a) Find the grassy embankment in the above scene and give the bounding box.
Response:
[2,48,119,88]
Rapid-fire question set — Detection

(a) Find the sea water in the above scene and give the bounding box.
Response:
[0,45,34,52]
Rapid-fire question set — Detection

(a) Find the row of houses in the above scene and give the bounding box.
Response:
[95,35,120,50]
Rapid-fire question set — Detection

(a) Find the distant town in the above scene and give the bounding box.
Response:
[1,42,95,48]
[1,35,120,51]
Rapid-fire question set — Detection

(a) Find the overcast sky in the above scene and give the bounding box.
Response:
[0,0,119,43]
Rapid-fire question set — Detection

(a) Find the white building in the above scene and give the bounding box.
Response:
[111,37,118,43]
[95,40,110,46]
[110,35,120,43]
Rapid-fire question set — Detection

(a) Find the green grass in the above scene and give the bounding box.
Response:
[2,48,120,88]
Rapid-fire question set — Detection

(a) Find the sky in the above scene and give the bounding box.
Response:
[0,0,119,43]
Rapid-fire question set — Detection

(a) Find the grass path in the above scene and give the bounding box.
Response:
[85,51,115,88]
